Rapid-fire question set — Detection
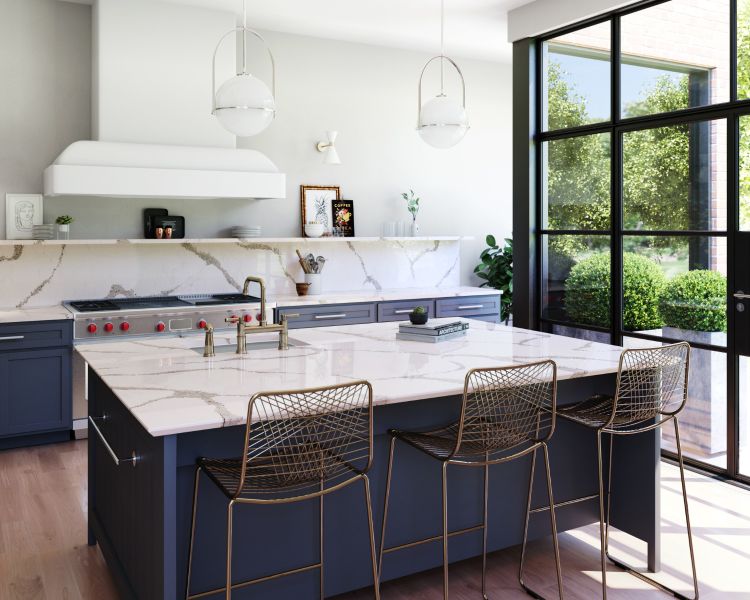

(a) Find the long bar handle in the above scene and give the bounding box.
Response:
[457,304,484,310]
[314,313,347,320]
[88,415,138,468]
[0,335,24,342]
[394,308,418,314]
[734,292,750,300]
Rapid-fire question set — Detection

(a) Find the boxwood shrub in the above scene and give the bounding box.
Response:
[659,270,726,332]
[565,252,666,330]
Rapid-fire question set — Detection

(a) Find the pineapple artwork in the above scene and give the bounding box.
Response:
[300,185,340,236]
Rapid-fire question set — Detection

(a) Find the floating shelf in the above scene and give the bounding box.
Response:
[0,236,472,247]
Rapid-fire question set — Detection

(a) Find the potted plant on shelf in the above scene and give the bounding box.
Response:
[474,235,513,324]
[55,215,74,240]
[409,305,428,325]
[401,189,420,236]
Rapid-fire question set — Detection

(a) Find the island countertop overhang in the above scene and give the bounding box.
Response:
[76,321,625,437]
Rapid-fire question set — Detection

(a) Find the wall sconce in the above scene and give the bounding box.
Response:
[316,131,341,165]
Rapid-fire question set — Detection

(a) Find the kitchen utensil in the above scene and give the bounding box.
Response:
[296,249,309,273]
[315,256,326,273]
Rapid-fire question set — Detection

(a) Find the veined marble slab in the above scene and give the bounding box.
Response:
[275,286,500,307]
[0,238,460,308]
[0,305,72,323]
[76,320,625,437]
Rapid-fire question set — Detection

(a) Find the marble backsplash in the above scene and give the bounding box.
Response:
[0,239,461,308]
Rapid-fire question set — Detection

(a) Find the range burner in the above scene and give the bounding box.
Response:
[65,292,272,340]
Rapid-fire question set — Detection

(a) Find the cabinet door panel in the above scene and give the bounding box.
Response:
[0,348,71,436]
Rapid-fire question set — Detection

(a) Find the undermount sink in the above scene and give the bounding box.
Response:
[191,338,308,355]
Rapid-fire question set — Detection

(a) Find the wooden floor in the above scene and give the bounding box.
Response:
[0,440,748,599]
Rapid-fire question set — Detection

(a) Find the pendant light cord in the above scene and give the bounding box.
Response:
[440,0,445,94]
[241,0,247,74]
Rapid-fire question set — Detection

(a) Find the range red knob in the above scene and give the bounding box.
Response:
[256,312,263,321]
[198,320,207,329]
[87,323,97,334]
[243,314,252,323]
[156,322,166,332]
[104,322,114,333]
[120,322,130,332]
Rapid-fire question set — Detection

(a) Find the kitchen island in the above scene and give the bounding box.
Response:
[78,321,661,599]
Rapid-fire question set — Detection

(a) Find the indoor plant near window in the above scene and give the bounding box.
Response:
[401,189,420,236]
[55,215,74,240]
[474,235,513,323]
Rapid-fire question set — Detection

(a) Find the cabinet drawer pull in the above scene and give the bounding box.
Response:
[394,308,417,314]
[457,304,484,310]
[0,335,24,342]
[313,313,347,320]
[89,415,138,467]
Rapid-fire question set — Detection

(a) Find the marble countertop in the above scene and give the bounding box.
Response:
[274,286,500,307]
[0,305,72,323]
[76,320,624,438]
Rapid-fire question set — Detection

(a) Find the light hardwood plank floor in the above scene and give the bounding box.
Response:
[0,440,748,599]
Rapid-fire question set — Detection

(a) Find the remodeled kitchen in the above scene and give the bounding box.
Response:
[2,1,743,599]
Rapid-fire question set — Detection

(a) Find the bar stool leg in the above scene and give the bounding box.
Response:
[378,437,397,577]
[442,461,449,600]
[541,442,564,600]
[518,446,538,595]
[674,419,700,599]
[481,455,490,600]
[226,499,235,600]
[596,432,608,600]
[320,479,325,599]
[362,475,381,600]
[185,466,202,600]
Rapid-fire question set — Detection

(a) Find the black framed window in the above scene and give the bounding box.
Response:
[521,0,750,481]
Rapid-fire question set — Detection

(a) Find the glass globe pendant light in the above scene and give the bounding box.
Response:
[417,0,469,149]
[212,0,275,137]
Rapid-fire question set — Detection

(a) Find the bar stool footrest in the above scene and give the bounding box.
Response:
[187,561,322,600]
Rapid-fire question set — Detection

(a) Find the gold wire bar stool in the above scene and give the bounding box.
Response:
[546,342,698,600]
[185,381,380,600]
[378,360,563,600]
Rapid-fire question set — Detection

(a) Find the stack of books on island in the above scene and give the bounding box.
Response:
[397,319,469,343]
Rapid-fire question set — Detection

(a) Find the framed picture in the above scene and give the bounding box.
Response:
[332,199,355,237]
[5,193,43,240]
[300,185,340,235]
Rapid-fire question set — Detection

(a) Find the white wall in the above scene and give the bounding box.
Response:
[94,0,235,147]
[508,0,635,41]
[1,0,513,287]
[238,30,513,284]
[0,0,91,234]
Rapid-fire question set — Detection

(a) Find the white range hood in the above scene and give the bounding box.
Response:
[43,141,286,199]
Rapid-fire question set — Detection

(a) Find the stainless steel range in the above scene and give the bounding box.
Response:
[64,293,274,340]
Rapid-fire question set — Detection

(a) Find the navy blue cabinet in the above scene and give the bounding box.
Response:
[0,320,72,449]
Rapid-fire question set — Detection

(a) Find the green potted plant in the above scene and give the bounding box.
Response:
[474,235,513,323]
[401,190,420,236]
[55,215,74,240]
[409,305,428,325]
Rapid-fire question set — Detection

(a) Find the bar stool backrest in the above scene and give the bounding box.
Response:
[454,360,558,457]
[238,381,374,493]
[610,342,690,428]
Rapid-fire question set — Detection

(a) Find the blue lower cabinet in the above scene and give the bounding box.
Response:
[278,303,376,329]
[0,320,72,448]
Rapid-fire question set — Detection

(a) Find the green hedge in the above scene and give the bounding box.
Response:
[565,252,666,330]
[660,270,726,332]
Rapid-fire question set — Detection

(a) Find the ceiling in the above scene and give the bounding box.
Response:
[155,0,535,62]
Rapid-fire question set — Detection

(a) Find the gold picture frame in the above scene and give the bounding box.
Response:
[300,185,340,236]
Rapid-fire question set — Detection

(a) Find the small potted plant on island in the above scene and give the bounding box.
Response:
[55,215,74,240]
[409,305,428,325]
